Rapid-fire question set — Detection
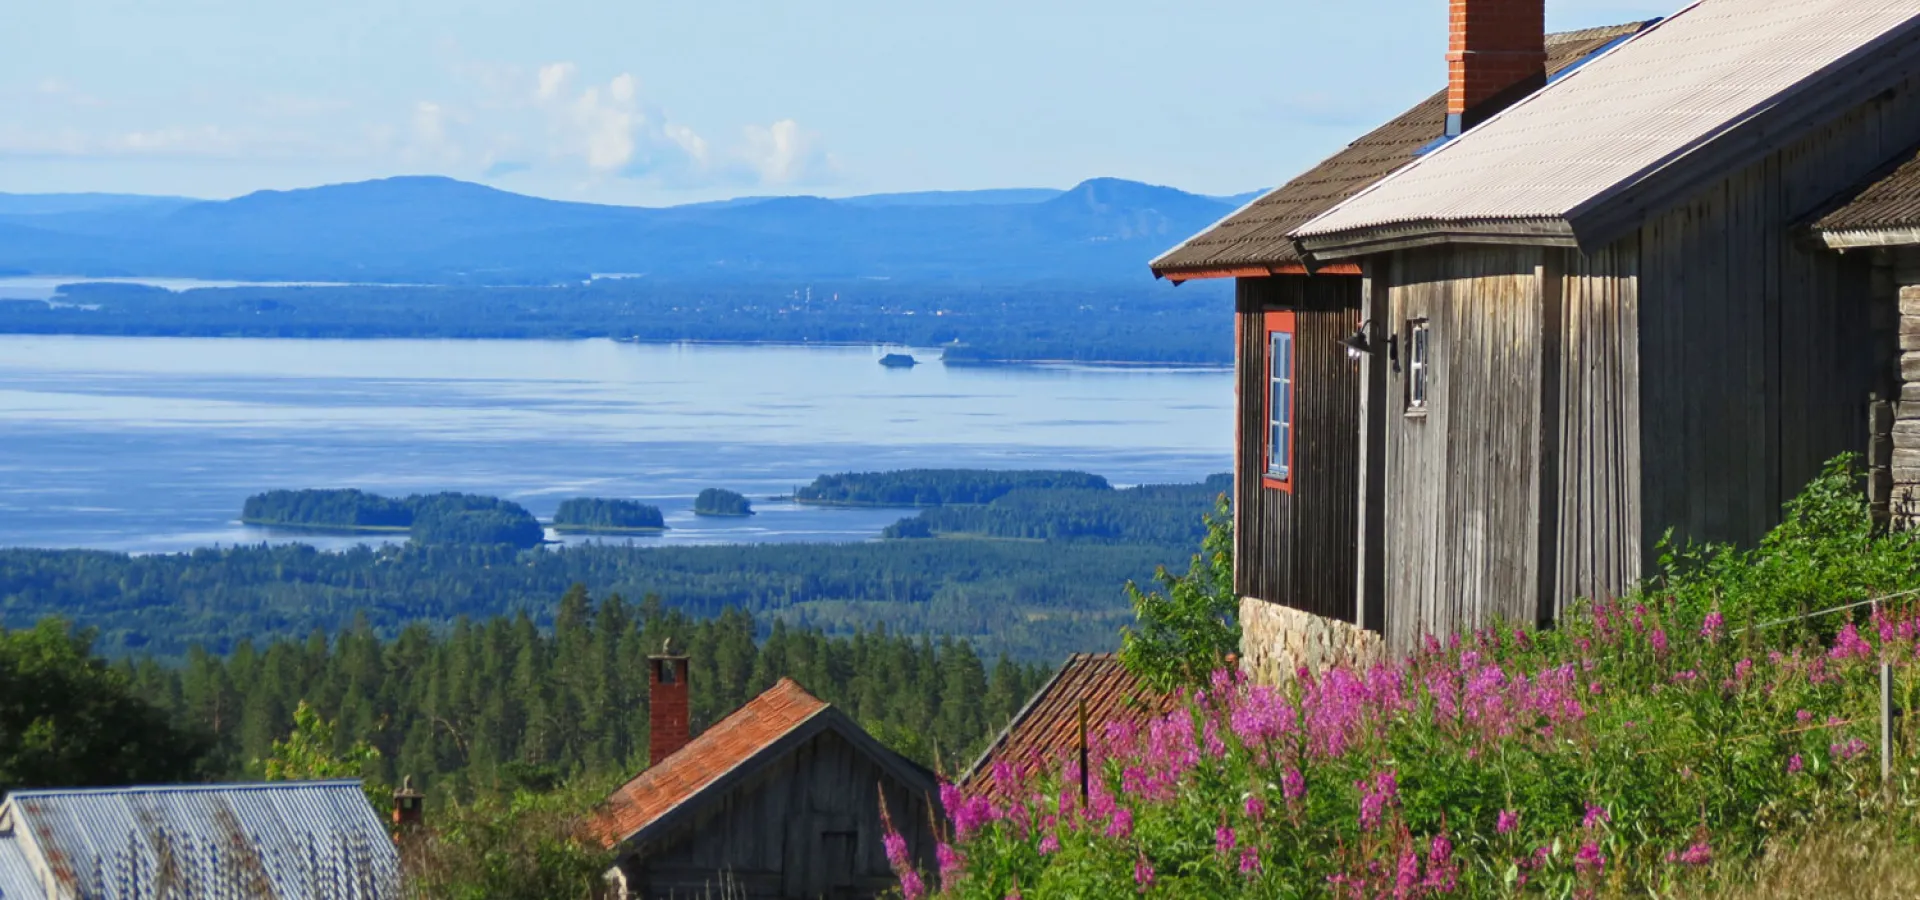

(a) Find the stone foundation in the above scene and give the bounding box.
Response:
[1237,598,1384,686]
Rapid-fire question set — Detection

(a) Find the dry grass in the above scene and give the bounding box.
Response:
[1670,817,1920,900]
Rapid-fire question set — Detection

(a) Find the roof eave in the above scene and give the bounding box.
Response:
[1812,225,1920,249]
[1293,219,1581,263]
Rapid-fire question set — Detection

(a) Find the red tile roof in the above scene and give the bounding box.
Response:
[959,653,1170,798]
[592,677,829,847]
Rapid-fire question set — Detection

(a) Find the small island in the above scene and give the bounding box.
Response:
[241,489,546,549]
[550,498,668,534]
[693,488,755,517]
[878,353,918,368]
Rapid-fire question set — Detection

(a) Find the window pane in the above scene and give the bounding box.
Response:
[1269,331,1293,479]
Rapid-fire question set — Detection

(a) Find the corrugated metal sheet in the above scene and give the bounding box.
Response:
[1,780,397,900]
[1150,23,1653,276]
[0,832,42,900]
[957,654,1171,799]
[1816,145,1920,231]
[1295,0,1920,241]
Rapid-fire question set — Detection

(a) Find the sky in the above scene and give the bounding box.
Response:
[1,0,1671,206]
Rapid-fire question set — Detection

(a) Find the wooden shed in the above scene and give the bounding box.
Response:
[958,653,1169,799]
[593,668,940,900]
[1155,0,1920,667]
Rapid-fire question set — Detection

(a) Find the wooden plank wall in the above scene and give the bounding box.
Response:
[1635,73,1920,556]
[630,728,937,899]
[1547,245,1643,619]
[1380,246,1545,653]
[1234,275,1362,622]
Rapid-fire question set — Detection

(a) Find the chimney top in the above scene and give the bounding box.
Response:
[1446,0,1547,136]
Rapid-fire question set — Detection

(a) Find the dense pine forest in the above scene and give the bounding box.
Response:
[118,587,1048,803]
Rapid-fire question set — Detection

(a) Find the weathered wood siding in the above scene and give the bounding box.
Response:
[1544,245,1642,621]
[1635,75,1920,554]
[1234,275,1363,622]
[624,728,938,899]
[1375,247,1547,651]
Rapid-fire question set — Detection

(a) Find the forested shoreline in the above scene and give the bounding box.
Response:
[0,279,1233,364]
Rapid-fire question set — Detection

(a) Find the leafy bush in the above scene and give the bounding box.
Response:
[1119,496,1238,693]
[399,777,616,900]
[1654,455,1920,633]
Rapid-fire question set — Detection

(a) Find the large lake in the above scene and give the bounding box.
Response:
[0,336,1232,552]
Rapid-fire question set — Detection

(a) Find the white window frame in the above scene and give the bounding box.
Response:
[1406,318,1430,416]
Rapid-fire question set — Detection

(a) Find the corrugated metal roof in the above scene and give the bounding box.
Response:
[1294,0,1920,246]
[0,833,41,900]
[0,780,398,900]
[592,677,831,847]
[1815,143,1920,232]
[958,653,1171,799]
[1150,22,1654,276]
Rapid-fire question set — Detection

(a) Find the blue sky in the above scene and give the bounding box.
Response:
[2,0,1668,205]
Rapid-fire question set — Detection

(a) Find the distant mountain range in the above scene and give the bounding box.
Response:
[0,177,1263,285]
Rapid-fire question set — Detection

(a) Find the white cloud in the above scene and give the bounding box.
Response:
[741,118,833,185]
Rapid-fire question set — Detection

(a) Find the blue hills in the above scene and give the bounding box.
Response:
[0,176,1255,284]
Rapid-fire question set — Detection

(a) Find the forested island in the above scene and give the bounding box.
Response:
[882,473,1230,544]
[693,488,754,517]
[241,489,545,549]
[795,469,1111,506]
[550,498,667,534]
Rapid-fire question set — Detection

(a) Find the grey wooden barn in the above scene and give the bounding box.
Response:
[1155,0,1920,669]
[593,668,939,900]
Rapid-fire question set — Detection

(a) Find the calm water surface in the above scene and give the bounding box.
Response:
[0,336,1231,552]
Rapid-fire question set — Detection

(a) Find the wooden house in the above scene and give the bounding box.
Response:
[958,653,1169,799]
[593,650,940,900]
[1155,0,1920,670]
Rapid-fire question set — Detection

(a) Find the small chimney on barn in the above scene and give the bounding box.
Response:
[649,639,692,765]
[392,775,424,833]
[1446,0,1547,136]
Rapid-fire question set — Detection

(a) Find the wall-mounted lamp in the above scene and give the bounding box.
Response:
[1341,319,1399,372]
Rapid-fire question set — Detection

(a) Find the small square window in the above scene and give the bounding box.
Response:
[1406,319,1430,415]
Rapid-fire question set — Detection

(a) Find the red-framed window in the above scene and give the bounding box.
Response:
[1262,310,1295,492]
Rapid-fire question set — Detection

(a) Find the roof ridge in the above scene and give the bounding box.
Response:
[5,779,366,799]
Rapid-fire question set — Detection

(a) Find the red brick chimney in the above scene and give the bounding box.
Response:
[648,641,691,765]
[1447,0,1546,135]
[392,775,424,837]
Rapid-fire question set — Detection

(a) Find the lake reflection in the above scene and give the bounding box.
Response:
[0,336,1232,552]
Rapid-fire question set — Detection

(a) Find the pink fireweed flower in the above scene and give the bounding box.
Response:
[1701,610,1725,643]
[1133,854,1155,891]
[936,843,964,887]
[1357,770,1398,831]
[1650,629,1670,656]
[1832,737,1869,760]
[1037,833,1060,856]
[1215,825,1237,856]
[1672,669,1699,684]
[1589,681,1604,696]
[1395,850,1421,896]
[1582,804,1610,830]
[1796,708,1813,724]
[1239,844,1261,875]
[899,870,925,900]
[1425,832,1460,892]
[1106,807,1134,840]
[1667,841,1713,866]
[1497,809,1519,835]
[1787,753,1805,774]
[1244,794,1267,821]
[1574,841,1606,876]
[1282,767,1306,804]
[883,832,909,868]
[1831,622,1875,661]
